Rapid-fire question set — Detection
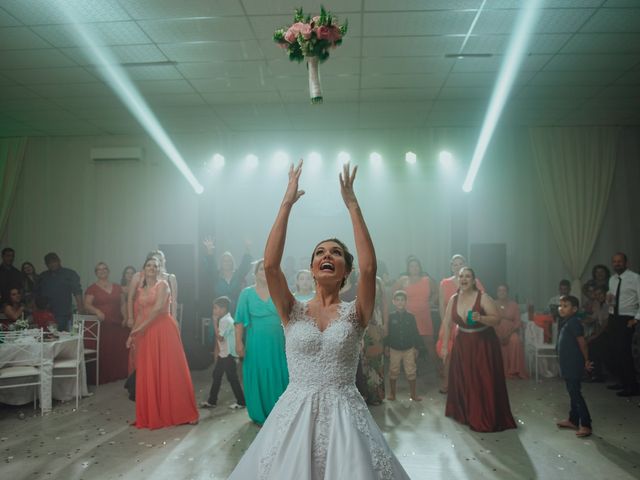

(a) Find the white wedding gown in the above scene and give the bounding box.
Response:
[229,300,411,480]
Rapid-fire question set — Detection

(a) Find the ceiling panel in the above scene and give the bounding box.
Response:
[361,73,447,89]
[0,0,130,25]
[134,79,196,94]
[190,76,275,93]
[359,101,429,127]
[0,9,21,27]
[528,70,621,86]
[364,11,475,37]
[361,57,452,75]
[543,53,640,71]
[0,85,40,100]
[33,22,151,48]
[474,8,596,35]
[244,0,361,16]
[178,61,267,79]
[203,91,281,104]
[359,88,439,101]
[88,64,184,81]
[62,44,169,65]
[119,0,244,19]
[3,66,99,85]
[561,33,640,53]
[365,0,480,10]
[581,8,640,32]
[0,49,78,69]
[160,41,264,62]
[0,27,51,49]
[361,36,464,58]
[28,82,114,98]
[138,17,254,43]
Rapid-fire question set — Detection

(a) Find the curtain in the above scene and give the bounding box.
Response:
[529,127,618,294]
[0,137,28,240]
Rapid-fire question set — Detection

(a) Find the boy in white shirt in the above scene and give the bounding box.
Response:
[201,296,246,409]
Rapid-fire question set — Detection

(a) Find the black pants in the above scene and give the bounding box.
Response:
[565,378,591,428]
[609,315,638,391]
[208,356,245,406]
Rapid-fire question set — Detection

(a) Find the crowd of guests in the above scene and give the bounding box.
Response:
[3,241,639,437]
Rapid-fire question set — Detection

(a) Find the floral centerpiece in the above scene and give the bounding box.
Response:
[274,6,348,104]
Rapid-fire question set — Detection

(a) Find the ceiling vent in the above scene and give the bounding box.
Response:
[90,147,143,162]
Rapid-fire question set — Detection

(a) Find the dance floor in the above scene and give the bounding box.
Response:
[1,363,639,480]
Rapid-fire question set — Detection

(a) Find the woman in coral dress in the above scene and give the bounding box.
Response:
[395,256,437,368]
[127,256,198,429]
[84,262,129,384]
[442,267,516,432]
[494,284,528,379]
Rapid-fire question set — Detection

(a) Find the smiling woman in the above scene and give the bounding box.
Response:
[228,161,411,479]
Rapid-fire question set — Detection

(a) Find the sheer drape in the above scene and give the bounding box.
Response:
[0,137,27,239]
[529,127,618,293]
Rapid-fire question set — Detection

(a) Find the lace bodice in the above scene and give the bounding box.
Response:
[285,300,363,390]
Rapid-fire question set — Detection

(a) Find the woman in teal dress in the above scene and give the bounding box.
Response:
[235,260,289,425]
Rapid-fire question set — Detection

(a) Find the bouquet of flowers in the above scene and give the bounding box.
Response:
[274,6,348,104]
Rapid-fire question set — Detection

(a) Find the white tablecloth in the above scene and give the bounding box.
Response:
[0,335,89,412]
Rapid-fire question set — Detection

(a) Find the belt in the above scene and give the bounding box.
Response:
[458,325,489,333]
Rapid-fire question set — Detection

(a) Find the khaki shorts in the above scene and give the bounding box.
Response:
[389,347,417,381]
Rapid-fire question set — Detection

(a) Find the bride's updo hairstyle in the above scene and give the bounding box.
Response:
[310,238,354,289]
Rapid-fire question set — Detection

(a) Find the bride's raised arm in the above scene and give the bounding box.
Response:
[264,160,305,325]
[340,163,377,327]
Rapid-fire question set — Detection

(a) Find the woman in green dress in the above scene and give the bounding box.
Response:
[235,260,289,425]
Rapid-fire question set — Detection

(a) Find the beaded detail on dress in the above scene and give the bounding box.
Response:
[257,300,394,479]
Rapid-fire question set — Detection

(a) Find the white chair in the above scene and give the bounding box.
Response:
[0,329,44,415]
[176,303,184,332]
[525,321,559,382]
[52,321,84,410]
[74,314,100,389]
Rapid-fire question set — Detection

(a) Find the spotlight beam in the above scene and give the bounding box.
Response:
[462,0,542,193]
[60,3,204,194]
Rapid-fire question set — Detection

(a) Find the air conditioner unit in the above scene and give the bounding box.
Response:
[90,147,143,162]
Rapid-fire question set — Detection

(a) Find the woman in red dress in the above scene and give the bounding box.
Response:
[127,256,198,429]
[84,262,129,384]
[436,254,485,393]
[442,267,516,432]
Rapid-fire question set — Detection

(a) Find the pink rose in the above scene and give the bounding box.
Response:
[298,22,312,39]
[284,26,297,43]
[316,25,341,43]
[285,22,312,42]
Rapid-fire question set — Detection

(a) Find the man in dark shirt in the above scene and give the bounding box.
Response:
[0,247,23,305]
[36,252,83,331]
[556,295,593,438]
[385,290,422,402]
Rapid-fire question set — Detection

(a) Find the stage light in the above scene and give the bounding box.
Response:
[273,150,289,168]
[246,154,259,170]
[462,0,542,193]
[369,152,382,168]
[59,2,203,195]
[308,151,322,167]
[337,151,351,165]
[439,151,454,169]
[405,152,417,164]
[212,154,225,169]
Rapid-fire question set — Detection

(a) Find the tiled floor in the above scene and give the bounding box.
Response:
[1,366,639,480]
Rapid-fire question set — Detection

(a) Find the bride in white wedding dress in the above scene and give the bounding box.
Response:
[228,161,411,479]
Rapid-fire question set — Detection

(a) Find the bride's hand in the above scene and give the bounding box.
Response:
[282,160,305,206]
[339,162,359,209]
